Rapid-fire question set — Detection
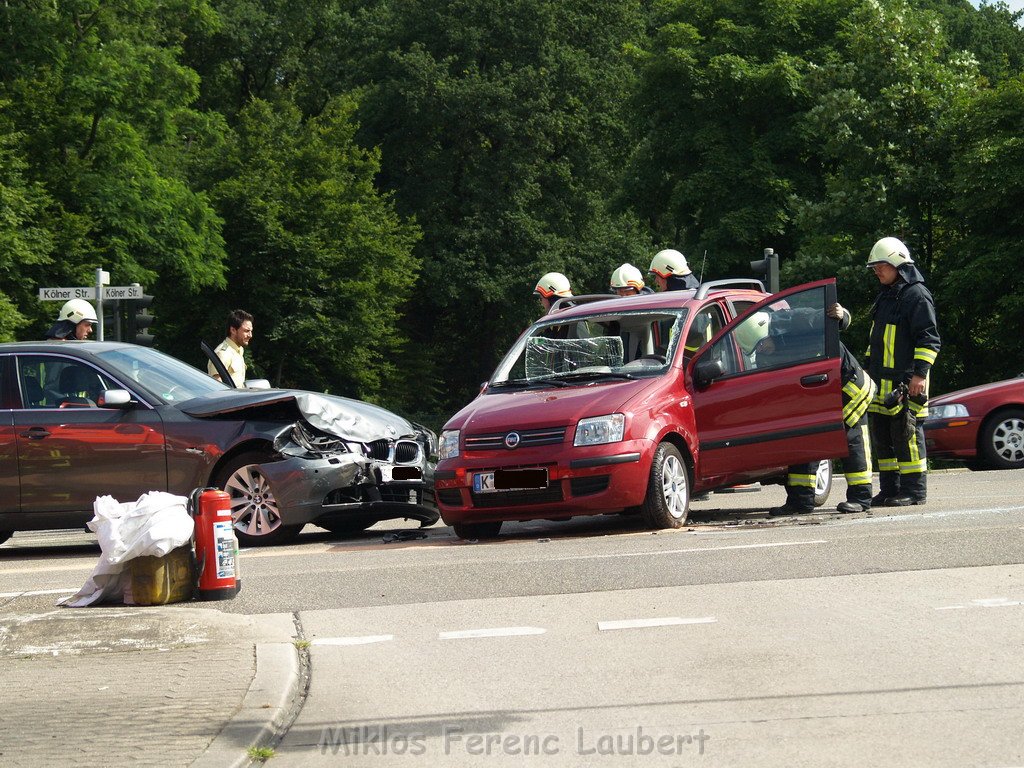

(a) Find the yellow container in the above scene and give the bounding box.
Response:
[127,545,195,605]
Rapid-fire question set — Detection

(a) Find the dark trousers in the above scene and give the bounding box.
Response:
[842,417,873,505]
[784,462,819,509]
[869,411,927,500]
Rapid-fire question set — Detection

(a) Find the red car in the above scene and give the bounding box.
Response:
[434,278,849,539]
[925,375,1024,469]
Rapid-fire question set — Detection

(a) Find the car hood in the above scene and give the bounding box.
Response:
[446,377,662,432]
[931,376,1024,405]
[180,389,416,442]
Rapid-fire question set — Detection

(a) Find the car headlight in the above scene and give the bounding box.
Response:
[438,429,461,460]
[574,413,625,446]
[929,403,969,420]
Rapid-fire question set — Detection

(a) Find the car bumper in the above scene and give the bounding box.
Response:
[434,439,653,525]
[260,454,437,526]
[924,416,981,459]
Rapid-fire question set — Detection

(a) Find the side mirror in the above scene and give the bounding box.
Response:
[99,389,134,408]
[244,378,272,390]
[694,359,726,388]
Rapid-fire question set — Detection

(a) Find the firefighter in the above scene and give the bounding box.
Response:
[864,236,940,507]
[828,302,877,512]
[533,272,573,314]
[765,306,875,515]
[45,299,97,340]
[609,263,651,296]
[649,249,700,291]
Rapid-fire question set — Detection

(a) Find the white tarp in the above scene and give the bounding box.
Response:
[58,492,194,608]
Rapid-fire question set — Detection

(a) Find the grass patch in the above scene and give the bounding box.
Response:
[247,745,275,761]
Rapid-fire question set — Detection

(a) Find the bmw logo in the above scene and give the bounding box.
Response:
[504,432,521,449]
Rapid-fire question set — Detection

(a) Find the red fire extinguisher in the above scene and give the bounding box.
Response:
[189,488,241,600]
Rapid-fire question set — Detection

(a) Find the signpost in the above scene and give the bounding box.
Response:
[39,269,148,342]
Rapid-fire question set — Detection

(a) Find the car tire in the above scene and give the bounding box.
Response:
[813,459,833,506]
[214,451,302,547]
[452,521,502,540]
[640,442,689,529]
[979,408,1024,470]
[318,517,377,537]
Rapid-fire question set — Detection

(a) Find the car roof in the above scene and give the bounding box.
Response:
[0,340,138,354]
[546,285,769,321]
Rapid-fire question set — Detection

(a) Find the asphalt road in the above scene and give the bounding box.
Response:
[2,469,1023,766]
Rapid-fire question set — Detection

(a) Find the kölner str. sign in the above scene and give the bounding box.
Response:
[38,285,146,301]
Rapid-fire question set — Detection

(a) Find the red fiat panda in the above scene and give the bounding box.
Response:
[434,278,848,539]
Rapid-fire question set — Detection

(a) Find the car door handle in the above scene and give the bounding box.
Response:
[19,427,51,440]
[800,374,829,386]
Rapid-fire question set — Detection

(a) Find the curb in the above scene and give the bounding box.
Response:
[191,642,299,768]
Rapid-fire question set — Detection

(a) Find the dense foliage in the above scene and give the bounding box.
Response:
[1,0,1022,419]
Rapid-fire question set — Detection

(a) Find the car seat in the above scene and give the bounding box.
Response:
[58,366,99,406]
[21,377,45,408]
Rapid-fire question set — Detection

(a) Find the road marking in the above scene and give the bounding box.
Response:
[312,635,394,646]
[439,626,546,640]
[554,540,827,561]
[935,598,1024,610]
[0,587,78,598]
[598,616,717,631]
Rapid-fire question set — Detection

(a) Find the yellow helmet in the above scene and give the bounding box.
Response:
[649,249,692,278]
[58,299,98,324]
[867,237,913,268]
[735,311,771,355]
[610,263,645,291]
[533,272,572,298]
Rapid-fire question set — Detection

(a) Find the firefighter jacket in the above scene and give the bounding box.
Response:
[839,342,875,428]
[865,264,940,417]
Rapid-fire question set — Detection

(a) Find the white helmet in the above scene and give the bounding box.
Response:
[534,272,572,298]
[610,263,645,291]
[736,311,771,355]
[867,237,913,268]
[58,299,98,324]
[649,248,692,278]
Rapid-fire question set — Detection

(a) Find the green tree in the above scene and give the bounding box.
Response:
[0,0,225,338]
[209,97,421,402]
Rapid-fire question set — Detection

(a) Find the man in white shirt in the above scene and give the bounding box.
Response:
[208,309,253,387]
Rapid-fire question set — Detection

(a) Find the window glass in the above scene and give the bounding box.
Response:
[18,355,115,409]
[682,304,725,362]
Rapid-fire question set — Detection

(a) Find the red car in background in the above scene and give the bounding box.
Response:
[434,278,848,539]
[925,375,1024,469]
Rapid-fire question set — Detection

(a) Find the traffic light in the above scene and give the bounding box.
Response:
[103,300,121,342]
[750,248,780,294]
[127,295,156,346]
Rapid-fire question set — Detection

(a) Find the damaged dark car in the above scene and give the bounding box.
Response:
[0,341,438,546]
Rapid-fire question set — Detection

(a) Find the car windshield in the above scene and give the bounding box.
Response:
[96,346,229,403]
[490,310,686,388]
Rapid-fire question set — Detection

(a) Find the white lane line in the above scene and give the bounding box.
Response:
[598,616,717,631]
[934,598,1024,611]
[312,635,394,646]
[0,588,78,598]
[439,626,546,640]
[555,540,826,561]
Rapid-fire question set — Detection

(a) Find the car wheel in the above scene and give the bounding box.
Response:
[318,517,377,537]
[813,459,833,506]
[452,521,502,540]
[214,451,302,547]
[640,442,689,529]
[980,408,1024,469]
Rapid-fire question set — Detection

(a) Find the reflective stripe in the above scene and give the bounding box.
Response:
[908,425,922,465]
[899,459,926,473]
[842,376,876,427]
[865,322,874,359]
[845,470,872,486]
[787,473,816,487]
[868,378,902,416]
[914,347,937,365]
[883,324,896,368]
[878,458,899,471]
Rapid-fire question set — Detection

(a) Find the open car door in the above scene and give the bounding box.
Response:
[689,278,848,486]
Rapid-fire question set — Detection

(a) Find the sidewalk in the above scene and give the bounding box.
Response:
[0,605,300,768]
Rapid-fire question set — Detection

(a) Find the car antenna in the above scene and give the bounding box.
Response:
[699,250,707,281]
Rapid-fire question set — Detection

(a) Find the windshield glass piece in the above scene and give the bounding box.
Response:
[97,346,228,402]
[525,337,624,379]
[490,310,686,386]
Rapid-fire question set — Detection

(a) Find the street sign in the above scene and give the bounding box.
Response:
[39,286,97,301]
[39,285,146,301]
